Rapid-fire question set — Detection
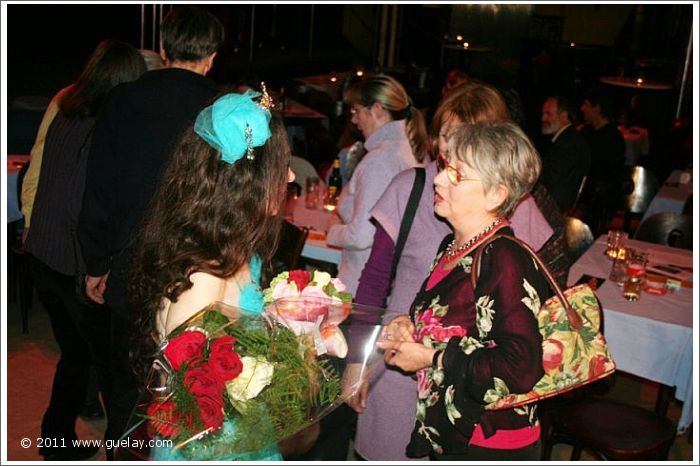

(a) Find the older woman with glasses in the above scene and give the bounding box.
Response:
[378,122,552,461]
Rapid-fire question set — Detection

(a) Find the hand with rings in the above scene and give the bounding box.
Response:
[376,339,434,373]
[381,315,415,343]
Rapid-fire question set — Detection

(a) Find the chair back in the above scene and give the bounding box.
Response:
[682,195,692,215]
[634,212,693,250]
[619,166,659,214]
[272,221,310,274]
[564,216,594,262]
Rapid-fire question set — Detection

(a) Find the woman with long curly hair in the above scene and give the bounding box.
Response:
[128,90,294,460]
[22,39,146,461]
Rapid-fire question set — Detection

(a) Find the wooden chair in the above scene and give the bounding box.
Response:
[542,397,677,460]
[682,195,692,216]
[272,221,310,275]
[634,212,693,250]
[542,299,677,461]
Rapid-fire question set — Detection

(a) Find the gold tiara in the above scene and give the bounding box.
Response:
[258,82,275,111]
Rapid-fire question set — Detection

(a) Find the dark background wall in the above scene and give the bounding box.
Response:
[7,2,693,159]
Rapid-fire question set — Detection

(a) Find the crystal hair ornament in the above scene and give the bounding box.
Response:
[258,82,275,111]
[194,90,272,164]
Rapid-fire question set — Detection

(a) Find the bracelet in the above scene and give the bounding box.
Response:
[432,349,444,368]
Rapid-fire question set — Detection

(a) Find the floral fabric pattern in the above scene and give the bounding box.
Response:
[482,283,615,410]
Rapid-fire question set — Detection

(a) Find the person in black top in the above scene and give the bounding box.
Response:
[579,89,626,228]
[77,6,224,457]
[540,95,591,212]
[25,40,146,461]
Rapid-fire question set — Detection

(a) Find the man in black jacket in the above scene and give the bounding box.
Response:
[78,6,223,457]
[578,89,627,232]
[540,95,591,212]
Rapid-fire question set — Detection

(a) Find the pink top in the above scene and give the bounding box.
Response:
[470,424,541,449]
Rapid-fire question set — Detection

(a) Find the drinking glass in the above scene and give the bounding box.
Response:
[623,250,648,301]
[609,248,629,286]
[305,177,320,209]
[605,230,628,260]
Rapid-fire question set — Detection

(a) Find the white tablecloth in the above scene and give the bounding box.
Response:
[293,202,341,265]
[6,155,30,224]
[568,236,693,432]
[642,169,693,221]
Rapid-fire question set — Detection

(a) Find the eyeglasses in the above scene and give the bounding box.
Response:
[436,152,482,185]
[349,105,368,116]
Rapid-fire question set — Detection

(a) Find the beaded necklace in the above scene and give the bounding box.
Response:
[443,218,507,260]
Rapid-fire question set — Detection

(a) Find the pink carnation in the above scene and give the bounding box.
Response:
[272,280,300,300]
[300,285,330,300]
[330,278,346,292]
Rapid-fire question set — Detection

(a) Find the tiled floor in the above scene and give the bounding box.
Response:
[4,293,694,462]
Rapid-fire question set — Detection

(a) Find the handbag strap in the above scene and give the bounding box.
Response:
[382,167,425,309]
[471,234,583,330]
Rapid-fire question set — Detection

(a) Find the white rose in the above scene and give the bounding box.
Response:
[312,271,332,288]
[226,356,274,401]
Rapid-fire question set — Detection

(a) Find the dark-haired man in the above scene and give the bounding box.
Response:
[78,6,224,457]
[580,90,626,216]
[540,95,591,212]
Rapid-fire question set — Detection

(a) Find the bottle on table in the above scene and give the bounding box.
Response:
[323,159,342,212]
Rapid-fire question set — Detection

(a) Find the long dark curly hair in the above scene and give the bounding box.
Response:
[128,109,290,381]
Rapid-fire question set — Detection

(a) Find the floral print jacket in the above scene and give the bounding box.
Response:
[406,228,551,457]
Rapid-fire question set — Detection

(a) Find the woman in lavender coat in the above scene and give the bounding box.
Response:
[326,75,429,294]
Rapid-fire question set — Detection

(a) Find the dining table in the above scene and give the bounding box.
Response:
[642,169,693,221]
[295,72,352,102]
[568,235,693,434]
[599,76,674,91]
[6,154,31,224]
[292,201,341,266]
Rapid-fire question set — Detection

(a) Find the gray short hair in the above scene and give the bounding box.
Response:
[446,122,541,217]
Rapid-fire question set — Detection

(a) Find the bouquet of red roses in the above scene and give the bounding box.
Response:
[122,302,361,461]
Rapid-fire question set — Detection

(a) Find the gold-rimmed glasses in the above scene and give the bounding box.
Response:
[436,152,482,185]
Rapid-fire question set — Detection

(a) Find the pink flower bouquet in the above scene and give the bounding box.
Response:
[263,270,352,358]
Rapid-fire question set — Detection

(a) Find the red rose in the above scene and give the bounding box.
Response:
[542,338,564,372]
[210,335,237,354]
[147,400,184,438]
[163,330,208,371]
[208,336,243,381]
[288,270,311,290]
[196,395,225,431]
[184,363,225,398]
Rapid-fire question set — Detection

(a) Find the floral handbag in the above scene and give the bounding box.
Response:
[472,235,616,410]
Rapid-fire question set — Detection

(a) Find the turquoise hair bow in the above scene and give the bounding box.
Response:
[194,90,272,164]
